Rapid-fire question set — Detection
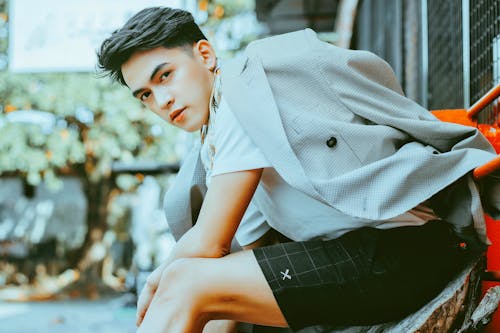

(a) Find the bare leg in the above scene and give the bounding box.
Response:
[204,229,286,333]
[137,250,287,333]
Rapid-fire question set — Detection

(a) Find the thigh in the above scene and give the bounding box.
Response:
[138,250,289,333]
[193,250,289,328]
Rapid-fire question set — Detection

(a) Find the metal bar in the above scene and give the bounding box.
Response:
[420,0,429,108]
[473,156,500,180]
[462,0,470,108]
[467,84,500,118]
[393,0,403,83]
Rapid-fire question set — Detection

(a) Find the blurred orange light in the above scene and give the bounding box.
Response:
[199,0,208,11]
[214,5,224,18]
[4,105,17,113]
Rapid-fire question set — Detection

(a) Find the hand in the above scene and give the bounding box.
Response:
[136,262,168,327]
[202,320,238,333]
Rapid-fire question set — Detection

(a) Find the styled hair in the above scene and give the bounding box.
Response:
[97,7,207,85]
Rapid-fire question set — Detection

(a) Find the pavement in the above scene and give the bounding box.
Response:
[0,293,299,333]
[0,294,137,333]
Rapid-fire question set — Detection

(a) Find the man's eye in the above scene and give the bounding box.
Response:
[140,92,151,102]
[160,72,170,81]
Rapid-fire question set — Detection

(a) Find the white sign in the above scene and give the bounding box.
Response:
[9,0,195,72]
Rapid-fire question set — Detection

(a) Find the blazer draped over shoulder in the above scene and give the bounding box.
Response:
[164,29,500,245]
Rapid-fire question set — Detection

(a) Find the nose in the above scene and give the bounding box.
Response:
[153,86,174,111]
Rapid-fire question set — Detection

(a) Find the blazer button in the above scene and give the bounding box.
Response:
[326,137,337,148]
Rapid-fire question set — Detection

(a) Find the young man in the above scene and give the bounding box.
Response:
[97,6,500,333]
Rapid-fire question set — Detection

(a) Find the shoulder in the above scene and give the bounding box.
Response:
[246,28,320,52]
[219,29,329,82]
[213,96,239,131]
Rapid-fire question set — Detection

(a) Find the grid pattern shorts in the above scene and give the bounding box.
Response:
[253,220,474,331]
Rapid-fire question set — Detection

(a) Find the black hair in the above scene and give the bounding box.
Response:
[96,7,207,85]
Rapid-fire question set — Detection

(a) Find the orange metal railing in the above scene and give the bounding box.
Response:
[432,84,500,180]
[467,85,500,119]
[432,85,500,295]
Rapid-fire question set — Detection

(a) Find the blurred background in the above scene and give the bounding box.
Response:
[0,0,499,332]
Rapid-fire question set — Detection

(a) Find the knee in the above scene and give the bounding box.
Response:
[158,258,198,293]
[157,258,213,314]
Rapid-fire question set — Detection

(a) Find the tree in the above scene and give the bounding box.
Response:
[0,0,259,297]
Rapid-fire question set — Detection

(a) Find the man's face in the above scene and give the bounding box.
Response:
[122,42,216,132]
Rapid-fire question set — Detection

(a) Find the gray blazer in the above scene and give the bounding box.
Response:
[164,29,500,245]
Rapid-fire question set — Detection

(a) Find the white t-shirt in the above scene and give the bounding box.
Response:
[200,96,438,246]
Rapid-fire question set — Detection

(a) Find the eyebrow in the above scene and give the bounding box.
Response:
[132,62,170,98]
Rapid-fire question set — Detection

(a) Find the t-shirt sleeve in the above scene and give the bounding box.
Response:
[211,97,271,177]
[235,200,271,246]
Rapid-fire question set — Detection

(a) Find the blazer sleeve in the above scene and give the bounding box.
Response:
[317,44,500,214]
[320,46,496,155]
[163,143,206,241]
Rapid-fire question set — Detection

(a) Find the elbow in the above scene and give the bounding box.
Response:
[204,244,231,258]
[210,246,231,258]
[188,227,232,258]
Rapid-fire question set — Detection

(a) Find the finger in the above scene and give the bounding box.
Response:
[136,267,163,326]
[136,284,155,326]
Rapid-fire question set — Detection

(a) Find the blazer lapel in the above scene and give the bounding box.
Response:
[221,54,321,201]
[163,142,206,241]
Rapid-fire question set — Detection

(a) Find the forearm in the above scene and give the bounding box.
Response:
[139,224,230,317]
[163,169,264,266]
[164,225,230,268]
[137,169,262,327]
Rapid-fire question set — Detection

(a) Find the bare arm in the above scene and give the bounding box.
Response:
[171,167,263,259]
[137,168,263,326]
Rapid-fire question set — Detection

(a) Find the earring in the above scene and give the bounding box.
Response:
[209,58,219,73]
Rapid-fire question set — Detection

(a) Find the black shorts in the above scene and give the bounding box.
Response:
[253,220,475,331]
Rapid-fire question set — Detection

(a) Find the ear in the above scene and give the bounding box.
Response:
[193,40,217,71]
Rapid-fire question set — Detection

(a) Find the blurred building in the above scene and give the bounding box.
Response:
[256,0,337,34]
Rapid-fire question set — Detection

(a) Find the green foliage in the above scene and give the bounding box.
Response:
[0,72,180,190]
[0,0,257,191]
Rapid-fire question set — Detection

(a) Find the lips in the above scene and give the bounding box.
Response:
[169,107,186,122]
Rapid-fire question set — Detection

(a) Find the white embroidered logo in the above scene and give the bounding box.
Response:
[281,269,291,280]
